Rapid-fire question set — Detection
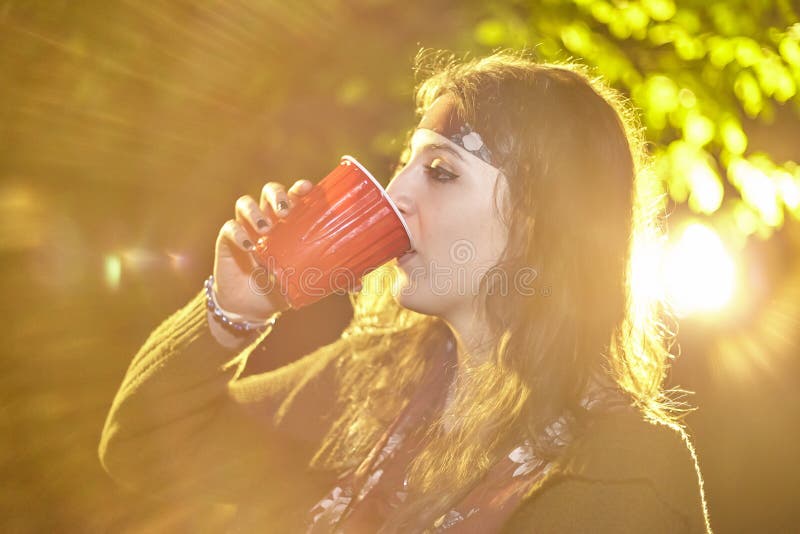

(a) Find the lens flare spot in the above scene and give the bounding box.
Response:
[104,254,122,291]
[664,224,736,316]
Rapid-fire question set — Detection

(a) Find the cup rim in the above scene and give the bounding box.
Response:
[341,155,415,252]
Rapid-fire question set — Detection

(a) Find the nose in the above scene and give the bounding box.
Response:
[386,171,415,220]
[386,169,417,248]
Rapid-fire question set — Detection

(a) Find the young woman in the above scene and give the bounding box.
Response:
[99,50,712,533]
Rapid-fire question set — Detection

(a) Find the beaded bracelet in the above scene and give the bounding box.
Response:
[204,274,280,335]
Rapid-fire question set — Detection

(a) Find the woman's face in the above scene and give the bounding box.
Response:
[386,127,510,321]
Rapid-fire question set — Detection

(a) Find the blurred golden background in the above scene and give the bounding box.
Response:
[1,1,799,532]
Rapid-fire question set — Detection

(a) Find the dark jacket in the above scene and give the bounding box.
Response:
[99,289,712,532]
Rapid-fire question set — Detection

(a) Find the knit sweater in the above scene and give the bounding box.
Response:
[98,289,712,533]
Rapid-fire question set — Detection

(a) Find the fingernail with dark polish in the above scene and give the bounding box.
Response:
[257,219,269,229]
[277,200,289,212]
[243,239,253,250]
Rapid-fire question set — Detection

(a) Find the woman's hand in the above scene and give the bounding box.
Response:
[213,178,314,320]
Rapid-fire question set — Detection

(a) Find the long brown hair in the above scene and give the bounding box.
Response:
[306,49,686,529]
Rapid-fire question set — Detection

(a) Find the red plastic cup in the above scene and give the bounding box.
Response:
[252,155,413,309]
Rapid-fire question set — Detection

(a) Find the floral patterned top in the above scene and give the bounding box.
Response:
[304,338,603,533]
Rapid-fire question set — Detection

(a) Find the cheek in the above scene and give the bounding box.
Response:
[486,218,509,262]
[468,199,506,254]
[422,186,506,265]
[419,194,461,246]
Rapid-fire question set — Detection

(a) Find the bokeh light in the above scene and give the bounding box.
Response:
[104,254,121,291]
[630,222,739,318]
[664,223,737,316]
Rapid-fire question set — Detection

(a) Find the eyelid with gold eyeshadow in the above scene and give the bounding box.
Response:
[394,148,459,180]
[424,158,459,182]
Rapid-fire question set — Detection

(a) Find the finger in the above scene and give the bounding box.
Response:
[220,219,255,252]
[235,194,271,235]
[288,179,313,200]
[260,182,291,218]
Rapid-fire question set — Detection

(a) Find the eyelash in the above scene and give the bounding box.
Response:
[423,163,459,183]
[394,156,460,183]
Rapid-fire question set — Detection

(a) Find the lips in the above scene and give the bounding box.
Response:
[398,249,416,264]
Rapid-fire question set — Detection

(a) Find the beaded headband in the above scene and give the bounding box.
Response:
[417,93,496,168]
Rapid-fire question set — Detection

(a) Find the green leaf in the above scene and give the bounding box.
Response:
[475,19,508,47]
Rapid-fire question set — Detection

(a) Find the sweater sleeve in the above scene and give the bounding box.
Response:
[98,288,350,506]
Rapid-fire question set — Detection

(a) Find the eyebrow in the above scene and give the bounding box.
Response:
[411,133,465,162]
[426,143,464,161]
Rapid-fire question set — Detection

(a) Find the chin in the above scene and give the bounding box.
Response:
[391,279,443,318]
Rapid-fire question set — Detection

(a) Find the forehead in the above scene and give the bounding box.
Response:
[418,93,464,138]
